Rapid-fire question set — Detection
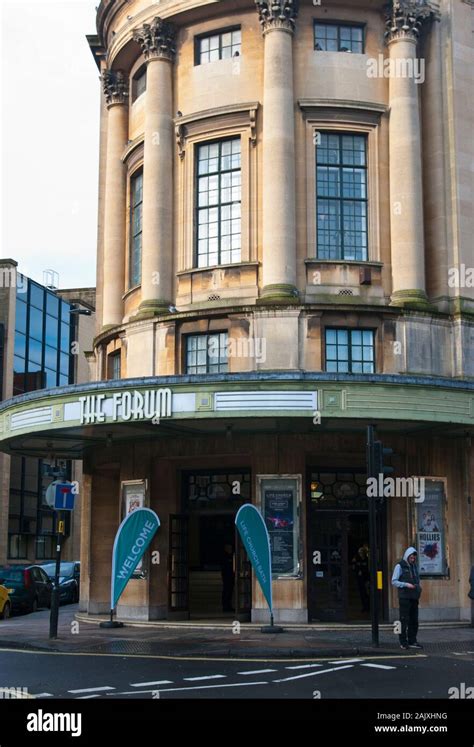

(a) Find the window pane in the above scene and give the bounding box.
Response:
[30,283,44,310]
[28,338,42,365]
[59,352,70,376]
[45,314,59,347]
[44,346,58,370]
[60,323,70,352]
[29,307,43,342]
[14,332,26,359]
[15,298,27,333]
[46,293,59,317]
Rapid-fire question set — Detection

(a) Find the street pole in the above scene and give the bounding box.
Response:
[49,511,63,639]
[367,425,379,647]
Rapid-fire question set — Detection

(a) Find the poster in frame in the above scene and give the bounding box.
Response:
[121,479,149,578]
[257,474,302,579]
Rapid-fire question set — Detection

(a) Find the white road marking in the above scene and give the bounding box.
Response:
[285,663,323,670]
[76,694,101,699]
[130,680,172,687]
[33,693,54,698]
[237,669,277,675]
[68,686,115,694]
[274,664,354,683]
[329,658,363,664]
[183,674,226,681]
[360,663,396,670]
[111,681,268,695]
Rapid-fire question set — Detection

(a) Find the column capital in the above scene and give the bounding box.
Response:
[133,17,177,62]
[384,0,433,44]
[102,69,129,107]
[255,0,299,35]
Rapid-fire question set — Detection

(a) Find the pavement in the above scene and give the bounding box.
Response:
[0,605,473,659]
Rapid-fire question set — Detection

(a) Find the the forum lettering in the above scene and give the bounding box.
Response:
[79,388,172,425]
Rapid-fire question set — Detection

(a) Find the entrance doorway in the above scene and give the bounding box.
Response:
[307,469,386,622]
[168,469,251,619]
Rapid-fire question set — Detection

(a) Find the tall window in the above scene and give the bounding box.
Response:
[132,68,147,102]
[196,28,241,64]
[130,171,143,287]
[316,133,368,261]
[325,328,375,374]
[107,351,121,380]
[196,139,241,268]
[186,333,229,374]
[314,23,364,53]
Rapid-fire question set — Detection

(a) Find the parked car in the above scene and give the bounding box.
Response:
[0,565,52,614]
[40,562,80,604]
[0,582,11,619]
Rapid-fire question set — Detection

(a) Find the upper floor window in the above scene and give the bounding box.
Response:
[196,28,241,64]
[196,138,241,268]
[107,351,121,380]
[314,22,364,54]
[316,133,368,262]
[130,171,143,288]
[325,328,375,374]
[132,67,147,102]
[186,332,229,374]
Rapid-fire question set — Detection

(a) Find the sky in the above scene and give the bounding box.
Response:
[1,0,100,289]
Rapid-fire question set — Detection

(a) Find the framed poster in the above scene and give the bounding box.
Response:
[414,478,448,577]
[121,479,149,578]
[257,474,302,579]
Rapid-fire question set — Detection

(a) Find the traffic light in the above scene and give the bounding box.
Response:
[373,439,394,478]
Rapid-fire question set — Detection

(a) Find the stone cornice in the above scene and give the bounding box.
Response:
[102,69,129,107]
[255,0,299,35]
[384,0,434,44]
[133,17,177,62]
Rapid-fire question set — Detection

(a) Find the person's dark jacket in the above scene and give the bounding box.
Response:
[391,546,422,600]
[469,565,474,600]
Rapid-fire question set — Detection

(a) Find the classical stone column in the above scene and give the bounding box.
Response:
[101,70,129,328]
[385,0,433,308]
[256,0,298,303]
[133,18,176,317]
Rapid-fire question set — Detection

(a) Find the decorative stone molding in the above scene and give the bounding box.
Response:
[174,102,259,160]
[255,0,298,34]
[384,0,434,43]
[133,17,177,61]
[102,69,129,106]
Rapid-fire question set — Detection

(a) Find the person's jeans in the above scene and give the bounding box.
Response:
[399,598,419,645]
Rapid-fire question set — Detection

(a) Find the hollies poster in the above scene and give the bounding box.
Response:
[261,477,299,577]
[416,480,446,576]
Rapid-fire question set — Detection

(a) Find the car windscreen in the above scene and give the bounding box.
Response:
[0,568,24,584]
[42,563,75,579]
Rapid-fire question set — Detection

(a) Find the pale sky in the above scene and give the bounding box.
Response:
[1,0,100,289]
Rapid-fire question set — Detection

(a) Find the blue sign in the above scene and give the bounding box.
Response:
[235,504,273,613]
[54,483,76,511]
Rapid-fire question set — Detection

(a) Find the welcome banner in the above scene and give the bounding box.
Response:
[235,504,273,613]
[111,508,160,609]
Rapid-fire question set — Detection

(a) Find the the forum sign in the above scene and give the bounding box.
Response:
[79,388,172,425]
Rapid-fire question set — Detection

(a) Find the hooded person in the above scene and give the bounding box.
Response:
[391,546,423,650]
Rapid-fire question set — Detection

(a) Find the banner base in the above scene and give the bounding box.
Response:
[261,624,284,634]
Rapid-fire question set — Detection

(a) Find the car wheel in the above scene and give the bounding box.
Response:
[1,602,10,620]
[31,597,38,613]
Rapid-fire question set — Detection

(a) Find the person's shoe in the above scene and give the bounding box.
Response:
[408,642,423,649]
[400,644,409,650]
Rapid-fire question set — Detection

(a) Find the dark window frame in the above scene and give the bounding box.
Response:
[324,327,376,374]
[314,20,365,54]
[107,351,121,380]
[185,332,229,375]
[194,26,241,65]
[131,66,147,103]
[194,137,242,268]
[129,169,143,288]
[316,131,369,262]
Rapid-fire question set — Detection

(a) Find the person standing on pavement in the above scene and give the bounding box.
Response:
[391,547,423,650]
[469,565,474,627]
